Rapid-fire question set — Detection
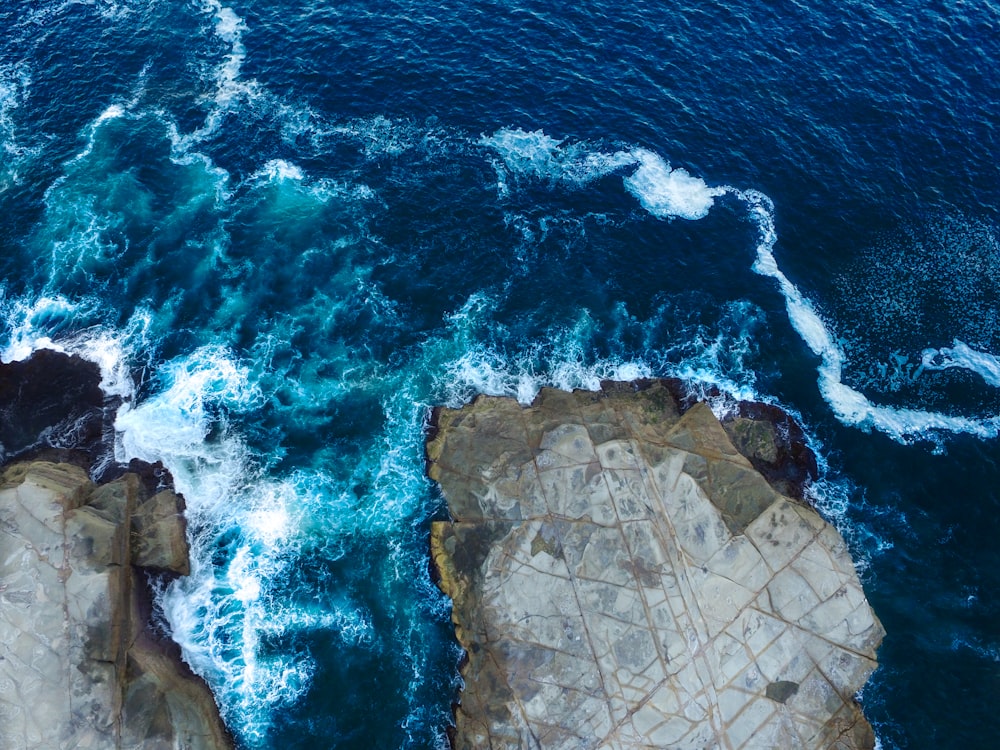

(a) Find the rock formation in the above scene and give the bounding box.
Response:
[0,350,115,473]
[427,380,884,749]
[0,461,232,749]
[0,352,231,750]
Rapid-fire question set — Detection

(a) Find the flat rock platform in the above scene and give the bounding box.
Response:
[428,381,883,750]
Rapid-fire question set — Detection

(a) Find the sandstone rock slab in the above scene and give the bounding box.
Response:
[0,461,231,750]
[428,381,883,750]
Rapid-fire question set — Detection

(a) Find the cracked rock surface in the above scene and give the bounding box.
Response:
[428,381,883,750]
[0,461,232,750]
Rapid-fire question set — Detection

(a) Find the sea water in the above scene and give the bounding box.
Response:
[1,1,998,747]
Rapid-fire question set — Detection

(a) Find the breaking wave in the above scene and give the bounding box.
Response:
[483,128,1000,445]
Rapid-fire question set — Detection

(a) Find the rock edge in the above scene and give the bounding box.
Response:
[0,460,233,749]
[0,351,232,749]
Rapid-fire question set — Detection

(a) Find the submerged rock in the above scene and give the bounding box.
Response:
[428,380,883,750]
[0,461,232,749]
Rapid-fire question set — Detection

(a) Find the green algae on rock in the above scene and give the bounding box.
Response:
[428,380,883,750]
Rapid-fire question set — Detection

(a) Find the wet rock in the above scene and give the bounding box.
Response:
[428,380,883,750]
[132,489,191,575]
[0,350,117,474]
[721,401,818,501]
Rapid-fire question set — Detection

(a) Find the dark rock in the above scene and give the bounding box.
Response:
[722,400,819,500]
[0,349,118,473]
[766,680,800,703]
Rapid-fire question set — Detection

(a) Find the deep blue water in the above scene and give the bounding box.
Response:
[2,1,999,747]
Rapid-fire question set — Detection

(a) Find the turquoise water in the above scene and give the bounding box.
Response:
[1,1,999,747]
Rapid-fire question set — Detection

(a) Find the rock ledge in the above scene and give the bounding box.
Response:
[0,460,232,749]
[0,349,231,750]
[428,380,883,750]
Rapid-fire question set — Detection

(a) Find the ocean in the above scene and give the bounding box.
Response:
[1,1,998,747]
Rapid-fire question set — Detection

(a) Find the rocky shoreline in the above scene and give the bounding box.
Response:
[1,351,885,749]
[0,352,232,750]
[428,379,883,749]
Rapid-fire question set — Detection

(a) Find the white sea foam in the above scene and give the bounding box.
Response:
[185,0,322,157]
[201,0,249,104]
[727,188,1000,443]
[113,347,300,737]
[806,463,905,578]
[950,636,1000,663]
[435,290,770,413]
[328,115,441,159]
[623,148,725,220]
[110,344,390,743]
[0,294,147,399]
[177,0,259,145]
[160,526,324,741]
[19,0,134,25]
[656,300,764,405]
[483,129,724,221]
[0,295,81,362]
[0,64,40,189]
[95,0,134,21]
[114,345,260,507]
[245,158,376,209]
[53,101,131,176]
[253,159,305,183]
[444,344,653,406]
[481,128,636,189]
[920,339,1000,387]
[484,129,1000,441]
[551,148,1000,444]
[433,296,651,407]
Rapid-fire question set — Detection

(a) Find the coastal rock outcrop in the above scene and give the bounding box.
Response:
[0,351,231,750]
[427,380,883,749]
[0,461,231,749]
[0,350,114,472]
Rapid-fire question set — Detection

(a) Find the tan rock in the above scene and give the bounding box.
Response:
[0,461,231,750]
[132,489,191,575]
[428,381,883,750]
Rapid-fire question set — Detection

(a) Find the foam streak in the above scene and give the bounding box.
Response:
[733,189,1000,443]
[921,340,1000,388]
